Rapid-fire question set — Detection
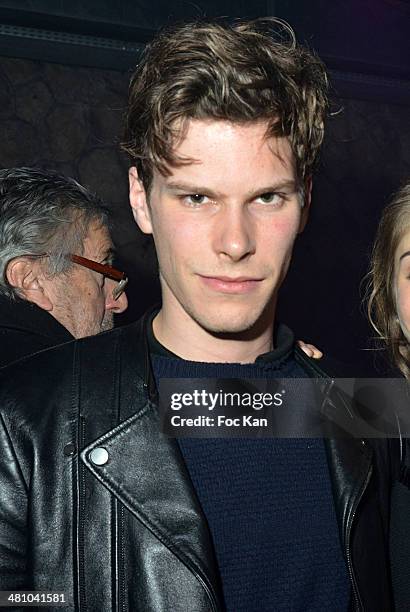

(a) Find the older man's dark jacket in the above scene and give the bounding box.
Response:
[0,315,401,611]
[0,294,73,367]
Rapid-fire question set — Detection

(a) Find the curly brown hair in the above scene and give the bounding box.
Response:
[122,18,329,192]
[367,183,410,377]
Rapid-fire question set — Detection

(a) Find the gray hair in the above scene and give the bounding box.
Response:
[0,167,109,299]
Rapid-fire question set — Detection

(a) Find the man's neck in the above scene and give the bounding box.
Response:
[152,307,275,364]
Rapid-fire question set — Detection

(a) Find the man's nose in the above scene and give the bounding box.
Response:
[104,279,128,314]
[213,206,255,261]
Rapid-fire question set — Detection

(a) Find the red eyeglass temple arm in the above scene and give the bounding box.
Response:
[70,254,126,281]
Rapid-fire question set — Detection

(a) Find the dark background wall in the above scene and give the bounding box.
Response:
[0,0,409,370]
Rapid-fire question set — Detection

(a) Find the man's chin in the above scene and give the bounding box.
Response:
[193,311,263,337]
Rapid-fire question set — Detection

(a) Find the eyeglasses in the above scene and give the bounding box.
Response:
[69,255,128,300]
[7,253,128,301]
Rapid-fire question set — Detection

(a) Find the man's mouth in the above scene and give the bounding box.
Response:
[198,275,263,294]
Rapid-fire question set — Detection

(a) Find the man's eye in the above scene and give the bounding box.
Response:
[184,194,208,206]
[255,192,284,206]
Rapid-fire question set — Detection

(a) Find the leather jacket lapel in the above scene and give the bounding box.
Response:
[81,401,222,610]
[80,319,223,611]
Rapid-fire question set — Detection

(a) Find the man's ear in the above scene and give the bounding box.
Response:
[128,166,153,234]
[298,176,312,234]
[6,258,53,311]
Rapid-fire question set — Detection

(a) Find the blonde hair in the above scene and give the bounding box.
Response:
[367,183,410,377]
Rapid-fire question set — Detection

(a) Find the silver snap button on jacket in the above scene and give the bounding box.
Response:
[89,447,109,466]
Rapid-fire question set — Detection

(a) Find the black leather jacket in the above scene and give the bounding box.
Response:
[0,316,400,611]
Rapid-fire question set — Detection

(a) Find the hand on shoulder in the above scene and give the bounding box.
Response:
[297,340,323,359]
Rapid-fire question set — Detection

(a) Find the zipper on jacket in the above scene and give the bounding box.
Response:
[345,456,373,612]
[120,505,126,612]
[77,416,87,611]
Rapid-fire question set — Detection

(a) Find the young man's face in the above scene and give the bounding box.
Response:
[130,119,309,336]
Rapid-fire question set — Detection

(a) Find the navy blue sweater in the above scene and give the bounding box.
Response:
[149,323,350,611]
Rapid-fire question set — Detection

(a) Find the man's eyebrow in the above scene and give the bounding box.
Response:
[165,182,223,197]
[248,180,299,195]
[164,180,299,198]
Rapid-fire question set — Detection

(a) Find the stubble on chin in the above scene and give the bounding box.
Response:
[100,312,114,333]
[186,303,264,336]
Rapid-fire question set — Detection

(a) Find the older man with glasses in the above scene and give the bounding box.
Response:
[0,167,128,367]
